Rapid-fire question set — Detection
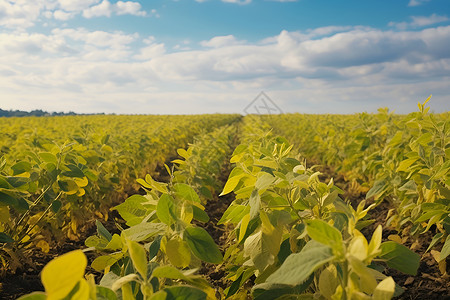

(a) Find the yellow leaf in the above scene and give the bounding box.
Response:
[166,238,191,268]
[74,177,89,188]
[41,250,87,300]
[71,279,90,300]
[368,225,382,257]
[349,236,368,262]
[0,206,10,223]
[36,240,50,253]
[387,234,402,244]
[348,256,377,294]
[372,276,395,300]
[239,214,250,243]
[77,188,85,197]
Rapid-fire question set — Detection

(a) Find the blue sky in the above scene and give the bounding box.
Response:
[0,0,449,114]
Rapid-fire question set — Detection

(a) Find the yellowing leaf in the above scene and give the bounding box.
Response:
[239,213,250,243]
[166,238,191,268]
[74,177,89,188]
[348,255,377,294]
[36,240,50,253]
[368,225,382,257]
[319,264,338,299]
[71,279,90,300]
[349,236,368,262]
[0,206,10,223]
[127,240,148,279]
[41,250,87,300]
[372,276,395,300]
[387,234,402,244]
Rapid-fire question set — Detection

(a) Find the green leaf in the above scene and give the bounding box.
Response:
[255,173,276,191]
[51,200,62,213]
[252,275,314,300]
[127,240,148,279]
[163,286,207,300]
[157,194,177,225]
[366,180,388,200]
[11,161,32,175]
[152,265,189,281]
[149,235,162,260]
[62,164,85,178]
[218,204,248,225]
[249,189,261,220]
[0,191,18,207]
[192,205,209,223]
[379,242,420,275]
[439,235,450,261]
[96,220,112,241]
[184,226,223,264]
[306,220,343,257]
[149,291,167,300]
[96,286,118,300]
[57,179,78,194]
[123,222,167,242]
[174,183,200,203]
[266,240,334,286]
[244,231,272,271]
[114,195,148,226]
[426,232,444,253]
[0,232,14,243]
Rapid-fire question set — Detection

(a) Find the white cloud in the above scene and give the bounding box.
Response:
[389,14,449,29]
[0,0,148,28]
[221,0,252,5]
[115,1,146,16]
[57,0,101,12]
[53,9,75,20]
[134,43,166,60]
[200,35,245,48]
[1,26,449,114]
[82,0,112,18]
[0,1,42,28]
[408,0,431,7]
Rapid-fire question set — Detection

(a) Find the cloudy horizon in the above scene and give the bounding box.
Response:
[0,0,449,115]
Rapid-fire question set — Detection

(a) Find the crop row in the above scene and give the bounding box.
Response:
[16,113,425,300]
[264,98,450,270]
[0,114,240,274]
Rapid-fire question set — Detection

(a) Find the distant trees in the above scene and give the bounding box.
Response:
[0,108,101,117]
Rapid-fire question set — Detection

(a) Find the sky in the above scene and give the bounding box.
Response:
[0,0,449,115]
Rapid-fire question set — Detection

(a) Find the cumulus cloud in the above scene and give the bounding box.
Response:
[0,1,42,28]
[200,35,246,48]
[82,0,146,18]
[0,0,148,29]
[0,25,449,114]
